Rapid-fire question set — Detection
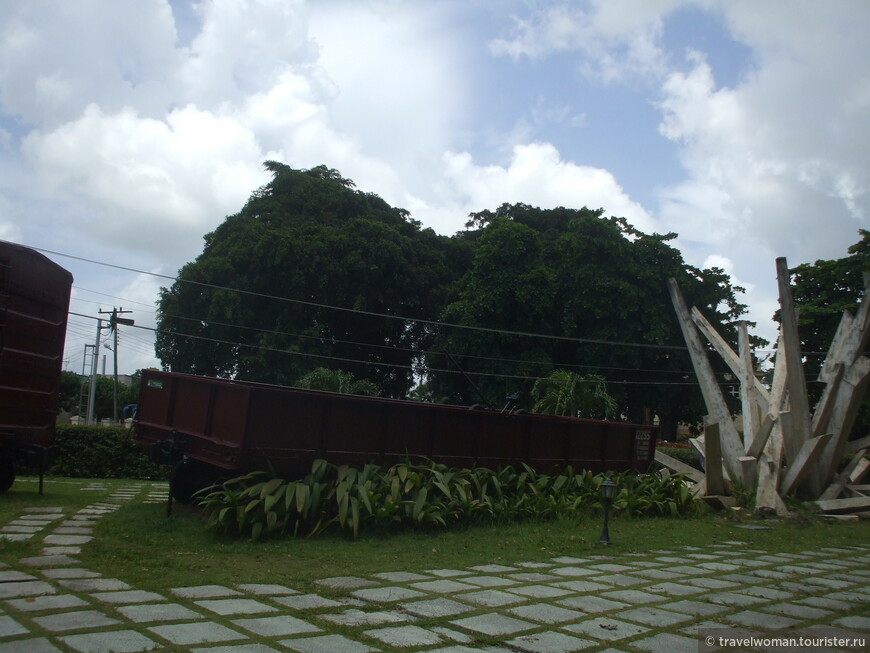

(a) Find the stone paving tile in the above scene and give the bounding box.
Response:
[58,629,157,653]
[762,601,832,620]
[738,585,793,600]
[516,560,555,568]
[148,621,245,645]
[588,574,646,587]
[458,589,527,607]
[508,602,585,624]
[280,633,378,652]
[507,630,596,652]
[633,568,681,580]
[232,614,321,636]
[0,580,57,598]
[834,615,870,630]
[601,589,664,604]
[549,566,598,577]
[89,589,165,603]
[196,645,284,653]
[551,556,591,564]
[683,577,738,590]
[461,575,519,587]
[0,570,36,582]
[171,584,242,598]
[372,571,430,582]
[551,579,610,593]
[662,598,731,616]
[506,584,573,599]
[33,609,120,632]
[195,598,279,615]
[411,579,478,593]
[20,555,79,567]
[469,564,518,573]
[351,586,426,602]
[364,623,443,646]
[616,605,694,627]
[564,616,649,640]
[706,591,769,607]
[0,533,32,542]
[321,608,410,626]
[424,568,472,577]
[507,572,558,582]
[5,593,88,612]
[450,613,536,636]
[40,567,100,579]
[52,527,93,535]
[399,597,473,618]
[237,583,300,595]
[727,609,801,630]
[556,595,628,613]
[273,594,344,610]
[59,578,131,592]
[116,602,205,623]
[631,632,699,653]
[644,582,705,596]
[316,576,378,590]
[0,637,62,653]
[0,614,28,637]
[796,596,852,610]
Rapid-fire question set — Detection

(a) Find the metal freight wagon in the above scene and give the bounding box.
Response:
[135,369,656,501]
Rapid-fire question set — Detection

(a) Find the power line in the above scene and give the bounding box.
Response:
[35,244,691,352]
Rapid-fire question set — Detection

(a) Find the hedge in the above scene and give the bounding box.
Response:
[21,424,166,480]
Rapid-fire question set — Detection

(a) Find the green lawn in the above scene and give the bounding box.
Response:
[3,477,868,595]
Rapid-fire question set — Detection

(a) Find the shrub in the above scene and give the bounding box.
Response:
[197,459,701,541]
[20,424,166,479]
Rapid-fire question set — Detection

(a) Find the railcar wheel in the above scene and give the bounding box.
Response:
[0,456,15,493]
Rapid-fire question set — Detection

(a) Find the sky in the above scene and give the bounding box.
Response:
[1,0,868,377]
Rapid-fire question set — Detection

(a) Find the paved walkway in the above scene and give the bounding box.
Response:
[0,480,868,652]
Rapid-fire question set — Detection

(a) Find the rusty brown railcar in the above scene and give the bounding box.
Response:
[134,369,656,501]
[0,241,73,491]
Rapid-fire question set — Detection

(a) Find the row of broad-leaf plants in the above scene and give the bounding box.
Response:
[197,460,700,541]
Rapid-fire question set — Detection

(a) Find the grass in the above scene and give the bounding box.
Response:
[3,476,869,594]
[2,476,869,653]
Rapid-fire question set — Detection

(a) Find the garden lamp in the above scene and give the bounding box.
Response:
[598,478,617,545]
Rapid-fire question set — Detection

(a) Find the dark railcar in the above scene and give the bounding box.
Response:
[0,241,73,490]
[135,369,656,501]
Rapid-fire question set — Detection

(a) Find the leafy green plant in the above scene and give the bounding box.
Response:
[197,458,701,541]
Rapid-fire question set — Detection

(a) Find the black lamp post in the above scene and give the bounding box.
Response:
[598,478,617,545]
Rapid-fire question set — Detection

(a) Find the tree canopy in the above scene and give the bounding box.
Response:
[787,230,870,434]
[155,162,753,435]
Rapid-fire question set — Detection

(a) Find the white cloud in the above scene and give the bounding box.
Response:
[488,0,680,83]
[414,142,654,235]
[23,104,270,258]
[656,2,869,264]
[0,0,180,126]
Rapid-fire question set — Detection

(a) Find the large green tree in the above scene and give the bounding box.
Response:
[156,165,753,435]
[788,230,870,434]
[156,163,468,397]
[426,203,752,435]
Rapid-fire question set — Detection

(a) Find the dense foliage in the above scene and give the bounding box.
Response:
[58,371,140,422]
[156,162,468,398]
[26,425,165,479]
[156,162,753,436]
[197,459,700,541]
[788,230,870,434]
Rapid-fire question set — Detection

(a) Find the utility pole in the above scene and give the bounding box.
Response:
[99,308,134,424]
[78,344,95,421]
[87,319,102,425]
